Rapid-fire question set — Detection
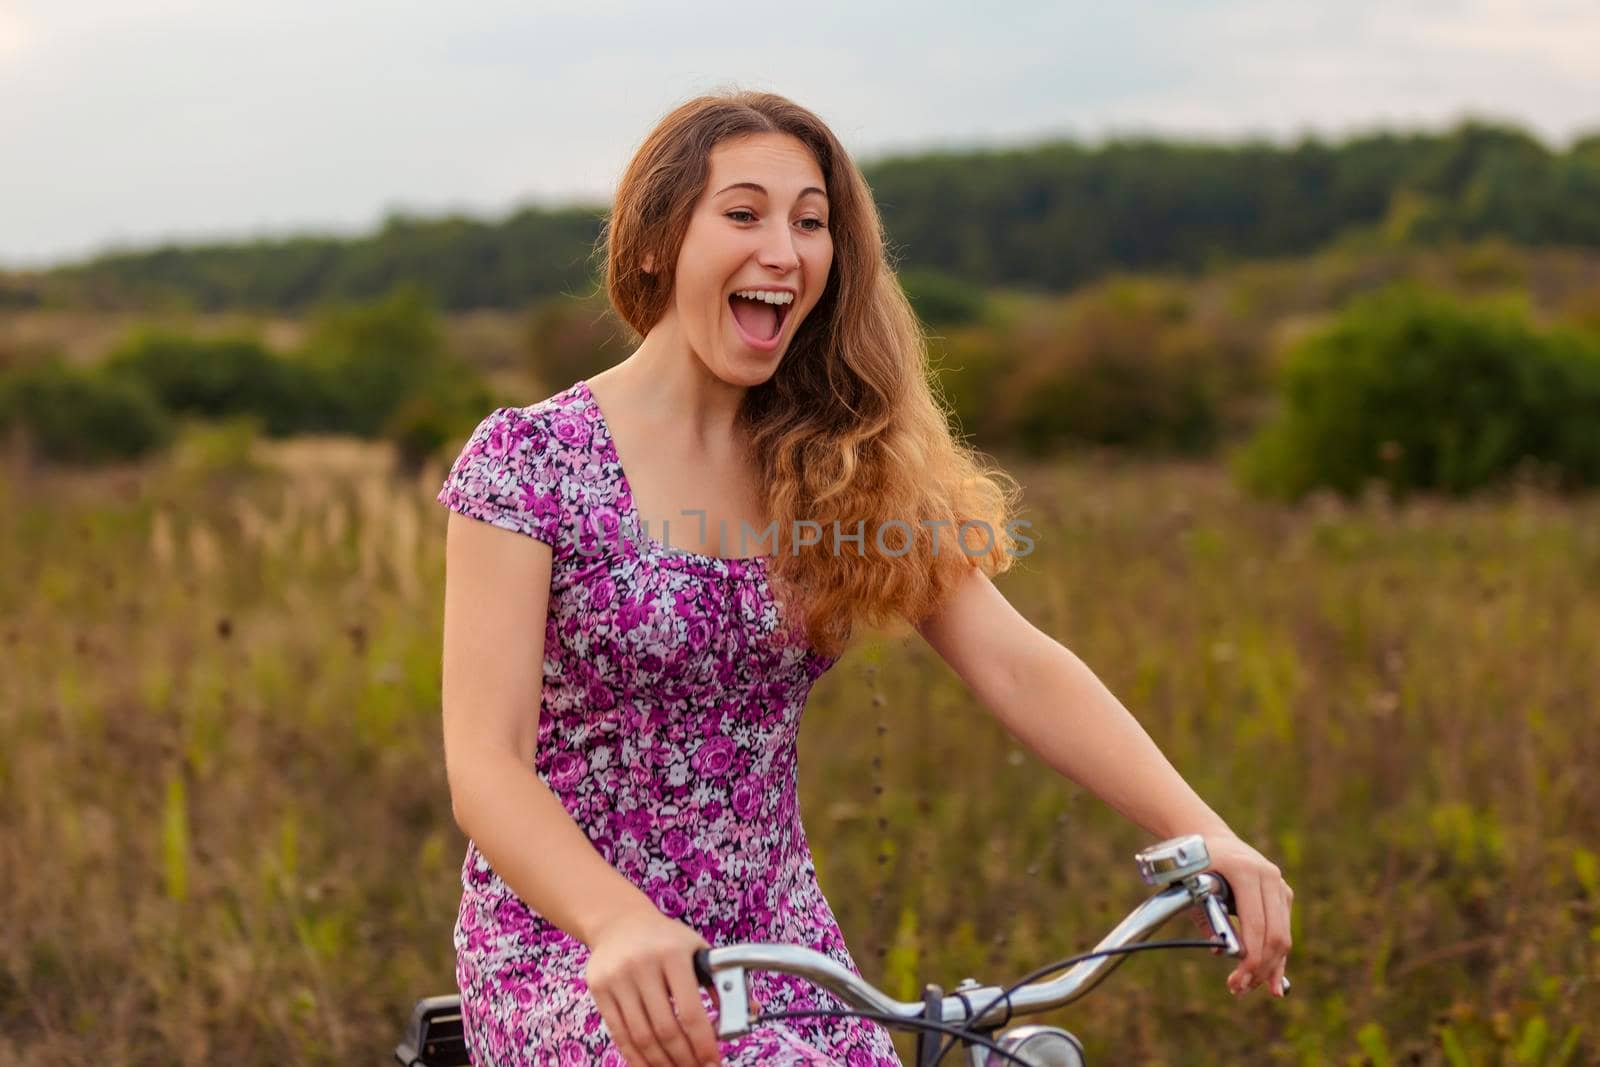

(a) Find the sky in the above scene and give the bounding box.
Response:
[1,0,1597,268]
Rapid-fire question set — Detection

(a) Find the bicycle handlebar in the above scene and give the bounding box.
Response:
[695,833,1248,1039]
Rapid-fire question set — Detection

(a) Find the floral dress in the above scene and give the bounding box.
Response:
[437,379,903,1066]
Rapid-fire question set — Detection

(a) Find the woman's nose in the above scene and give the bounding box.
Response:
[756,225,800,273]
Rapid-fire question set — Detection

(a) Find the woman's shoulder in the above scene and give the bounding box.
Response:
[436,381,599,548]
[478,379,592,442]
[460,380,606,467]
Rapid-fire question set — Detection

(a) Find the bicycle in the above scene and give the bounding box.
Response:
[394,833,1287,1066]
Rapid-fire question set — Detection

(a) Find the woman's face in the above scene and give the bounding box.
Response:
[654,131,833,386]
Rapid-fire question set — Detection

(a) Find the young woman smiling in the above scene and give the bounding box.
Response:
[437,89,1293,1067]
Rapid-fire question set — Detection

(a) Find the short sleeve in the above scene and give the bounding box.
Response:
[436,406,565,549]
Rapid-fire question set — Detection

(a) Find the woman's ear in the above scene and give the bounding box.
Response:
[641,252,655,275]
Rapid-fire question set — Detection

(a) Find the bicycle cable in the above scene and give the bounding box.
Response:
[925,937,1228,1065]
[748,1005,1036,1065]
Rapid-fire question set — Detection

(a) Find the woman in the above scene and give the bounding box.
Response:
[438,89,1293,1067]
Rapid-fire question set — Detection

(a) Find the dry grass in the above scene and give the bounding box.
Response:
[0,306,532,377]
[0,444,1595,1065]
[0,310,308,370]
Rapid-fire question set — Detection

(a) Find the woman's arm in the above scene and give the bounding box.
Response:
[915,564,1293,998]
[441,513,725,1066]
[442,513,653,944]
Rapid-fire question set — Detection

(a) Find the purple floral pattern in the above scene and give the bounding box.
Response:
[437,380,902,1066]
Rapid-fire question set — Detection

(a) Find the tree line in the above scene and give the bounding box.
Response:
[4,119,1597,313]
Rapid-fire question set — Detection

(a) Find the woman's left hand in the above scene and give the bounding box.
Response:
[1187,831,1294,997]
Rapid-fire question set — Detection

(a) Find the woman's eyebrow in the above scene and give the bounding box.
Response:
[715,181,828,201]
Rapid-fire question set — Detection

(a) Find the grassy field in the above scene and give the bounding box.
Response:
[1,432,1595,1065]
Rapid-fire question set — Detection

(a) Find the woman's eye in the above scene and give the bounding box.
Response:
[726,210,826,231]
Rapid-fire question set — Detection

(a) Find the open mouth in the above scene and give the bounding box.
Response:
[727,292,791,346]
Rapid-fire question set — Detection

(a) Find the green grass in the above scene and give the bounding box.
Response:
[0,445,1595,1065]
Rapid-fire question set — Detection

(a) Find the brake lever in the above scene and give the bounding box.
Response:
[1201,879,1242,957]
[693,948,754,1037]
[1135,834,1243,958]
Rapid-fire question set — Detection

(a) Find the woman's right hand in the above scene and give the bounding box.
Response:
[584,906,725,1067]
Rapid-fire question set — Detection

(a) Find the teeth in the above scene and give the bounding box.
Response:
[733,289,794,306]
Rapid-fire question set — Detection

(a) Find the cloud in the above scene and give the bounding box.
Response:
[0,0,1594,266]
[0,4,32,62]
[1378,0,1600,84]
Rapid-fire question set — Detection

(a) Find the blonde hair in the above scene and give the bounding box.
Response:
[599,88,1024,657]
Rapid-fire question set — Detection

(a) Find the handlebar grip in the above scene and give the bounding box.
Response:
[692,948,715,990]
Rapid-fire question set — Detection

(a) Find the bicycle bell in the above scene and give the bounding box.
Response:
[1134,833,1211,887]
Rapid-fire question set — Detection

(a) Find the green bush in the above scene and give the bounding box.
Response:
[899,269,987,326]
[299,282,454,436]
[928,326,1015,441]
[0,359,174,464]
[383,376,496,474]
[1533,325,1600,485]
[522,291,631,391]
[102,328,323,436]
[94,284,496,456]
[1236,283,1600,500]
[1000,278,1233,456]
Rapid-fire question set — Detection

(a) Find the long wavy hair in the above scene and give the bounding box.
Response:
[598,88,1025,658]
